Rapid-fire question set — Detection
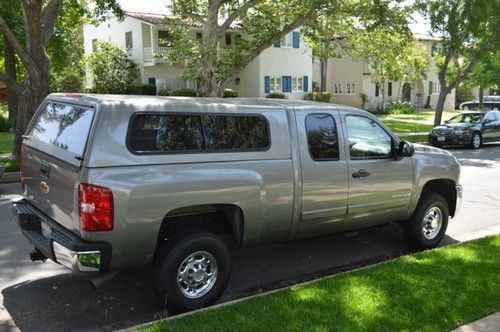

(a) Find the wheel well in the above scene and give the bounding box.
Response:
[419,179,457,217]
[154,204,244,256]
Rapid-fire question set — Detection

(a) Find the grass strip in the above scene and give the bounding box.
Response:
[0,158,20,172]
[141,235,500,332]
[377,110,459,123]
[380,119,434,133]
[0,132,14,154]
[397,134,428,144]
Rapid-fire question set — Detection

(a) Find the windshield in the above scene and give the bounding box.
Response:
[447,113,483,124]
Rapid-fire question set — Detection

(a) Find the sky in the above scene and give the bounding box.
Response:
[117,0,430,34]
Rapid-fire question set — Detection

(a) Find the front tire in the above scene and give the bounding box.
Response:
[156,233,231,312]
[470,132,482,149]
[404,193,449,250]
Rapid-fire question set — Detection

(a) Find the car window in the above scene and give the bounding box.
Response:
[447,113,483,124]
[305,114,339,160]
[28,102,94,156]
[346,115,392,158]
[483,112,496,123]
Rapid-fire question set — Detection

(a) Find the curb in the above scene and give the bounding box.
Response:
[0,172,20,184]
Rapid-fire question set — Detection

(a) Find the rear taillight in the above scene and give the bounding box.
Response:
[78,183,114,232]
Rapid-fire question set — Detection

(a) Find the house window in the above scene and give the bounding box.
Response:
[158,30,172,47]
[225,33,232,46]
[125,31,133,49]
[333,83,343,95]
[375,83,380,97]
[429,81,440,95]
[280,33,293,48]
[292,77,303,92]
[346,83,356,95]
[270,77,282,92]
[92,39,98,52]
[388,82,392,97]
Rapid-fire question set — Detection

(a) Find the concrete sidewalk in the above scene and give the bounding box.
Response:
[452,312,500,332]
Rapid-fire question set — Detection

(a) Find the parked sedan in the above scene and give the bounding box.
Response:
[460,95,500,111]
[428,111,500,149]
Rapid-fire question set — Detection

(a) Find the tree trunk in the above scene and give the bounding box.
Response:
[196,0,219,97]
[12,76,48,158]
[434,90,448,126]
[4,35,19,124]
[478,86,484,110]
[320,59,327,92]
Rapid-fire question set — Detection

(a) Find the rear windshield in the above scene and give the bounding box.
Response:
[129,113,270,153]
[28,102,94,156]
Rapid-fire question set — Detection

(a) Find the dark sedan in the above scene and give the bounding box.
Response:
[428,111,500,149]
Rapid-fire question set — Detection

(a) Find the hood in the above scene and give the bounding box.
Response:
[433,123,473,131]
[413,143,453,156]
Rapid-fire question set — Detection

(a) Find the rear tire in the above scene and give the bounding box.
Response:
[470,132,482,149]
[404,193,449,250]
[155,232,231,312]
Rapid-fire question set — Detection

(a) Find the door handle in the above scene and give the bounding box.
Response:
[352,169,370,179]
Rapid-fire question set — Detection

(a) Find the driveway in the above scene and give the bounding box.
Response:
[1,144,500,331]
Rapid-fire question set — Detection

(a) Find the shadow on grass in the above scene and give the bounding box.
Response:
[145,236,499,332]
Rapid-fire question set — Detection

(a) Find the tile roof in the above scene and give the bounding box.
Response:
[125,11,242,29]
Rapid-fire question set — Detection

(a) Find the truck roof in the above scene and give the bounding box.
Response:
[47,93,363,113]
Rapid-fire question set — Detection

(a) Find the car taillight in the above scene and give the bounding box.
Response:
[78,183,114,232]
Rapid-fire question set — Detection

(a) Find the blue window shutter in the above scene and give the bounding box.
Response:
[274,40,281,48]
[293,32,300,48]
[264,76,270,93]
[429,81,433,94]
[303,76,309,92]
[148,77,156,85]
[283,76,292,93]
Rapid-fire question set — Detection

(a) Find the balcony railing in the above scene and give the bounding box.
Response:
[143,46,169,63]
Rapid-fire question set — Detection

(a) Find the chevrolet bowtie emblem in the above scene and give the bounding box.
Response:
[40,181,50,194]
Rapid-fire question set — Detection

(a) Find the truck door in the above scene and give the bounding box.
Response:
[295,110,349,238]
[341,113,414,229]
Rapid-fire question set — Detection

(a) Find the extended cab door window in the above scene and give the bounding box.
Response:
[305,114,339,160]
[345,115,392,158]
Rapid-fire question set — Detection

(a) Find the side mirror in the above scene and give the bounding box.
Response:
[484,118,493,124]
[397,140,415,158]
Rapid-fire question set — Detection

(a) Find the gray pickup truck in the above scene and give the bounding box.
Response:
[13,94,462,311]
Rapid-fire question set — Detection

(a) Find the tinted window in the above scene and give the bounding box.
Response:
[202,115,269,151]
[346,115,392,158]
[129,114,270,153]
[129,115,204,152]
[29,102,94,156]
[305,114,339,160]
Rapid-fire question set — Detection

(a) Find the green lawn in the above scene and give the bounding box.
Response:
[378,110,459,123]
[0,132,14,154]
[0,158,20,172]
[396,134,428,143]
[141,235,500,332]
[381,119,434,133]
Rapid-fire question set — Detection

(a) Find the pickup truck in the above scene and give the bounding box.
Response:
[12,94,462,311]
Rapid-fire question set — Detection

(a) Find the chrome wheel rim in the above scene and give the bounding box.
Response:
[472,134,481,148]
[177,251,218,299]
[422,206,443,240]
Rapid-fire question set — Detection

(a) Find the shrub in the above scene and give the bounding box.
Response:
[222,88,238,98]
[86,41,140,94]
[386,100,416,114]
[266,92,286,99]
[140,84,157,95]
[304,91,331,102]
[0,104,14,132]
[158,88,173,96]
[171,88,198,97]
[52,72,83,93]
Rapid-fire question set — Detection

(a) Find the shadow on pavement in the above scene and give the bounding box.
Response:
[446,143,500,168]
[1,223,460,332]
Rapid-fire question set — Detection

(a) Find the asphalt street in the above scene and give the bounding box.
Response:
[1,144,500,331]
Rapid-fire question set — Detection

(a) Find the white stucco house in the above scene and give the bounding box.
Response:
[312,34,456,110]
[83,11,313,100]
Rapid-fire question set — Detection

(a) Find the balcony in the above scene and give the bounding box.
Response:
[143,46,170,64]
